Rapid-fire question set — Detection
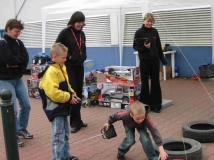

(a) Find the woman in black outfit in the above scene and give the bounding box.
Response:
[133,13,167,113]
[56,11,87,133]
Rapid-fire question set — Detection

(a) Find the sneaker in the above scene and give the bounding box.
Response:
[117,153,125,160]
[17,136,24,147]
[17,129,33,139]
[66,156,79,160]
[81,123,88,127]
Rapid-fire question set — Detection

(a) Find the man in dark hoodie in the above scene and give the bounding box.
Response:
[0,19,33,147]
[104,101,168,160]
[133,13,167,113]
[56,11,87,133]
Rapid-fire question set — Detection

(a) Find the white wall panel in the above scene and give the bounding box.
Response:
[124,6,212,46]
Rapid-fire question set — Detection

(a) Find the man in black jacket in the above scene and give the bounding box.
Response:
[133,13,167,113]
[0,19,33,147]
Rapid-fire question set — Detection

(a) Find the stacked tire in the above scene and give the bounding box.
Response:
[154,138,202,160]
[182,120,214,143]
[154,120,214,160]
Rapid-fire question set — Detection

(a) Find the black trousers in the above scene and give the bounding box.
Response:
[66,65,84,128]
[139,58,162,111]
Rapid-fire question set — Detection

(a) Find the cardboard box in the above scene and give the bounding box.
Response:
[83,60,97,85]
[104,66,141,86]
[27,79,41,99]
[159,66,172,80]
[97,82,141,108]
[81,85,98,107]
[30,64,47,80]
[82,85,97,99]
[98,101,129,109]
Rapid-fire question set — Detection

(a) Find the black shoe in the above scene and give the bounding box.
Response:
[70,127,81,133]
[66,156,79,160]
[117,153,125,160]
[17,129,33,139]
[17,136,24,147]
[151,109,161,113]
[81,123,88,127]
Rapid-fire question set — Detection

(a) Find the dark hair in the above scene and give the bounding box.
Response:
[67,11,85,27]
[5,19,24,31]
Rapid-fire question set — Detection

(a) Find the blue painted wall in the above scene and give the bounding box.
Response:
[169,46,212,77]
[123,46,212,77]
[0,29,5,38]
[26,47,120,70]
[26,46,212,77]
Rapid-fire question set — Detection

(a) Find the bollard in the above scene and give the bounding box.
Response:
[0,89,19,160]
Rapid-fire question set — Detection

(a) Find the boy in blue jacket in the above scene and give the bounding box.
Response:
[39,43,79,160]
[104,101,168,160]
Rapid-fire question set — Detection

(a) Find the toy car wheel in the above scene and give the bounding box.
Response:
[103,95,110,102]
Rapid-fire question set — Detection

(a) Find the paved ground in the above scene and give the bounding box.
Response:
[0,75,214,160]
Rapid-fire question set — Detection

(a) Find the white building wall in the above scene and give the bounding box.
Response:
[0,0,67,29]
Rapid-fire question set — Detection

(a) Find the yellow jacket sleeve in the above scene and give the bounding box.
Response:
[62,65,75,94]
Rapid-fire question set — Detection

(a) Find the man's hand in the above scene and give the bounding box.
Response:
[144,42,151,49]
[70,93,79,104]
[158,146,168,160]
[103,123,110,130]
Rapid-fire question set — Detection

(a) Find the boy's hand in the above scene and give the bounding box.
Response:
[70,93,79,104]
[158,146,168,160]
[103,123,110,130]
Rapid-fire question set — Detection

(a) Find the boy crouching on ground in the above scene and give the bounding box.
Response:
[103,101,168,160]
[39,43,79,160]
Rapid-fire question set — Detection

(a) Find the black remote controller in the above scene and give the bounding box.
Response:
[101,125,117,139]
[75,96,81,102]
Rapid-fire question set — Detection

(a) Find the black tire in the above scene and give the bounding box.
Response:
[122,97,129,103]
[154,138,202,160]
[182,120,214,143]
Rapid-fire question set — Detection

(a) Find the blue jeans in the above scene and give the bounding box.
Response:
[0,78,31,133]
[52,116,72,160]
[118,125,158,160]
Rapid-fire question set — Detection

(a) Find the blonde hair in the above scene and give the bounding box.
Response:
[50,43,68,57]
[130,101,145,115]
[143,13,155,23]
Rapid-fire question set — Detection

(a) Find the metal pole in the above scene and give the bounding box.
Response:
[15,0,27,19]
[0,89,19,160]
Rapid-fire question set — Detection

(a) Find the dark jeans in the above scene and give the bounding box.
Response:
[139,58,162,110]
[118,125,158,160]
[66,65,84,128]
